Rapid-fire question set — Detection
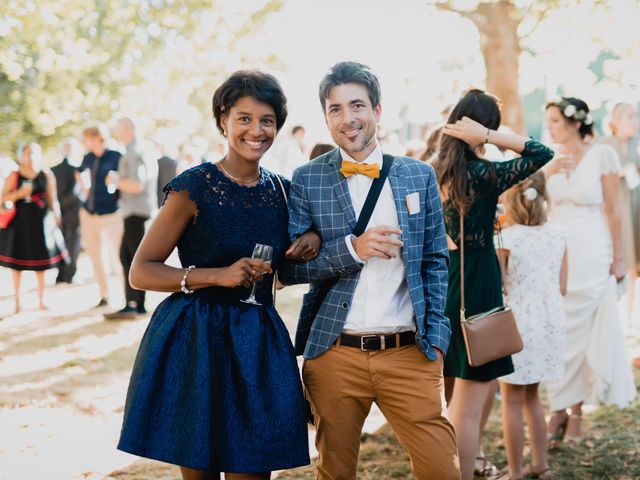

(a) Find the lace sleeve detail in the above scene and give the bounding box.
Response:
[494,139,555,194]
[161,166,204,214]
[598,144,621,176]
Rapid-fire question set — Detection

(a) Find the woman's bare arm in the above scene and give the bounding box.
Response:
[2,172,28,204]
[442,116,528,153]
[130,190,270,292]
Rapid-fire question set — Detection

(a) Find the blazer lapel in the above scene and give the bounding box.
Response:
[328,149,357,230]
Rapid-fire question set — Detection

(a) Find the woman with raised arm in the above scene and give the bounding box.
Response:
[117,71,318,480]
[433,89,554,480]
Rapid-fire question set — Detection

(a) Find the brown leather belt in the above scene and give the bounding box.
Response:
[336,330,416,351]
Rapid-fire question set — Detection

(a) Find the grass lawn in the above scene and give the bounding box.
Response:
[278,367,640,480]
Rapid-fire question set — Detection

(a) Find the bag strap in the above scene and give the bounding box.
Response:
[274,174,287,206]
[307,154,395,323]
[459,209,466,323]
[273,174,289,303]
[459,208,507,323]
[352,154,395,236]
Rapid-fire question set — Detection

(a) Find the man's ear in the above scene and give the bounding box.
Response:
[374,104,382,123]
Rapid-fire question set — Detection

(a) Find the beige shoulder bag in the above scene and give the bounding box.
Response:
[459,212,524,367]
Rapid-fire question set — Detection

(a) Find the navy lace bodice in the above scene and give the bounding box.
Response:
[163,162,290,305]
[443,140,554,250]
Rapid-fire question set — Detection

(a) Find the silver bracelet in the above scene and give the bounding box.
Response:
[180,265,196,294]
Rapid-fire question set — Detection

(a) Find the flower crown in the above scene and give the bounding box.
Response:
[522,187,538,201]
[549,97,593,125]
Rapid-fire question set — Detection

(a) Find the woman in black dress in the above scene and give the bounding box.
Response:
[433,89,554,480]
[0,143,67,313]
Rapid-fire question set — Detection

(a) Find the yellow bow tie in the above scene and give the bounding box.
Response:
[340,160,381,179]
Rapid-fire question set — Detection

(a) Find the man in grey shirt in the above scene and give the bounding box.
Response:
[104,117,157,320]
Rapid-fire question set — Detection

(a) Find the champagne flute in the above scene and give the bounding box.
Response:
[22,180,33,203]
[241,243,273,306]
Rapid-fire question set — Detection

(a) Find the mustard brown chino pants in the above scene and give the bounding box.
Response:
[303,342,460,480]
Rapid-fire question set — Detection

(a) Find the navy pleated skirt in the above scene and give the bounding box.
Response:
[117,292,310,473]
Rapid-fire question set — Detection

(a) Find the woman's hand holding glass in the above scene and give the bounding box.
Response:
[18,181,33,201]
[241,244,274,305]
[216,256,272,289]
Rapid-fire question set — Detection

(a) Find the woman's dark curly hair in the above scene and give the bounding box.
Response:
[212,70,288,136]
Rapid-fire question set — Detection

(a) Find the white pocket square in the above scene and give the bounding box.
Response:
[406,192,420,215]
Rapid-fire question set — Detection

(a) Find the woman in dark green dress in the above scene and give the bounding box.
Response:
[433,89,554,480]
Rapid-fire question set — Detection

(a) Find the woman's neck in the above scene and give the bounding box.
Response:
[559,137,587,156]
[20,164,36,176]
[218,152,260,184]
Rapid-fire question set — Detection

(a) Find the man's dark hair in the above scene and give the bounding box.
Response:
[318,61,381,112]
[212,70,288,135]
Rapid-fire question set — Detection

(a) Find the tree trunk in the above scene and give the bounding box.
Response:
[473,1,525,134]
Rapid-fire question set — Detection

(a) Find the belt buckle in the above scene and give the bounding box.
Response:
[360,334,385,351]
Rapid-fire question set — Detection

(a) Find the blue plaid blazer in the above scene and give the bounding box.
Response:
[279,148,450,360]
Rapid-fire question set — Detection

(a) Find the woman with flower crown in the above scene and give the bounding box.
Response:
[544,97,636,448]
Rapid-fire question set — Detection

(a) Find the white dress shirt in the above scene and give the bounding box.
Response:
[342,144,415,334]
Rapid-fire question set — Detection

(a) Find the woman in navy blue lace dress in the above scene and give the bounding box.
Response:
[117,71,317,479]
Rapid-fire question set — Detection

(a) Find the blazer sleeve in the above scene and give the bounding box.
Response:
[420,166,451,357]
[279,167,362,285]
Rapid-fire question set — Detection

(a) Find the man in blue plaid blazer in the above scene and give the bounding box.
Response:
[280,62,459,479]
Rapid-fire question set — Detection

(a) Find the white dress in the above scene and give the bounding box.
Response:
[546,143,637,410]
[499,223,568,385]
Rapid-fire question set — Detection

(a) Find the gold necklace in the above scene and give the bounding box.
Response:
[217,161,260,185]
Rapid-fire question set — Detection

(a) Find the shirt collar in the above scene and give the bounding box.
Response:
[340,142,383,167]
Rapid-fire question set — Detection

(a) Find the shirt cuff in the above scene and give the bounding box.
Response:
[345,235,365,264]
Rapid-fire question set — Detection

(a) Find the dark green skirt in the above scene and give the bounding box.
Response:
[443,248,514,381]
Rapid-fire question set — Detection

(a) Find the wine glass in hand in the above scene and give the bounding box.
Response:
[241,243,274,306]
[22,180,33,203]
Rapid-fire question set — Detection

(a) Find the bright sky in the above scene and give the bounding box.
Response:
[253,0,483,144]
[114,0,639,164]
